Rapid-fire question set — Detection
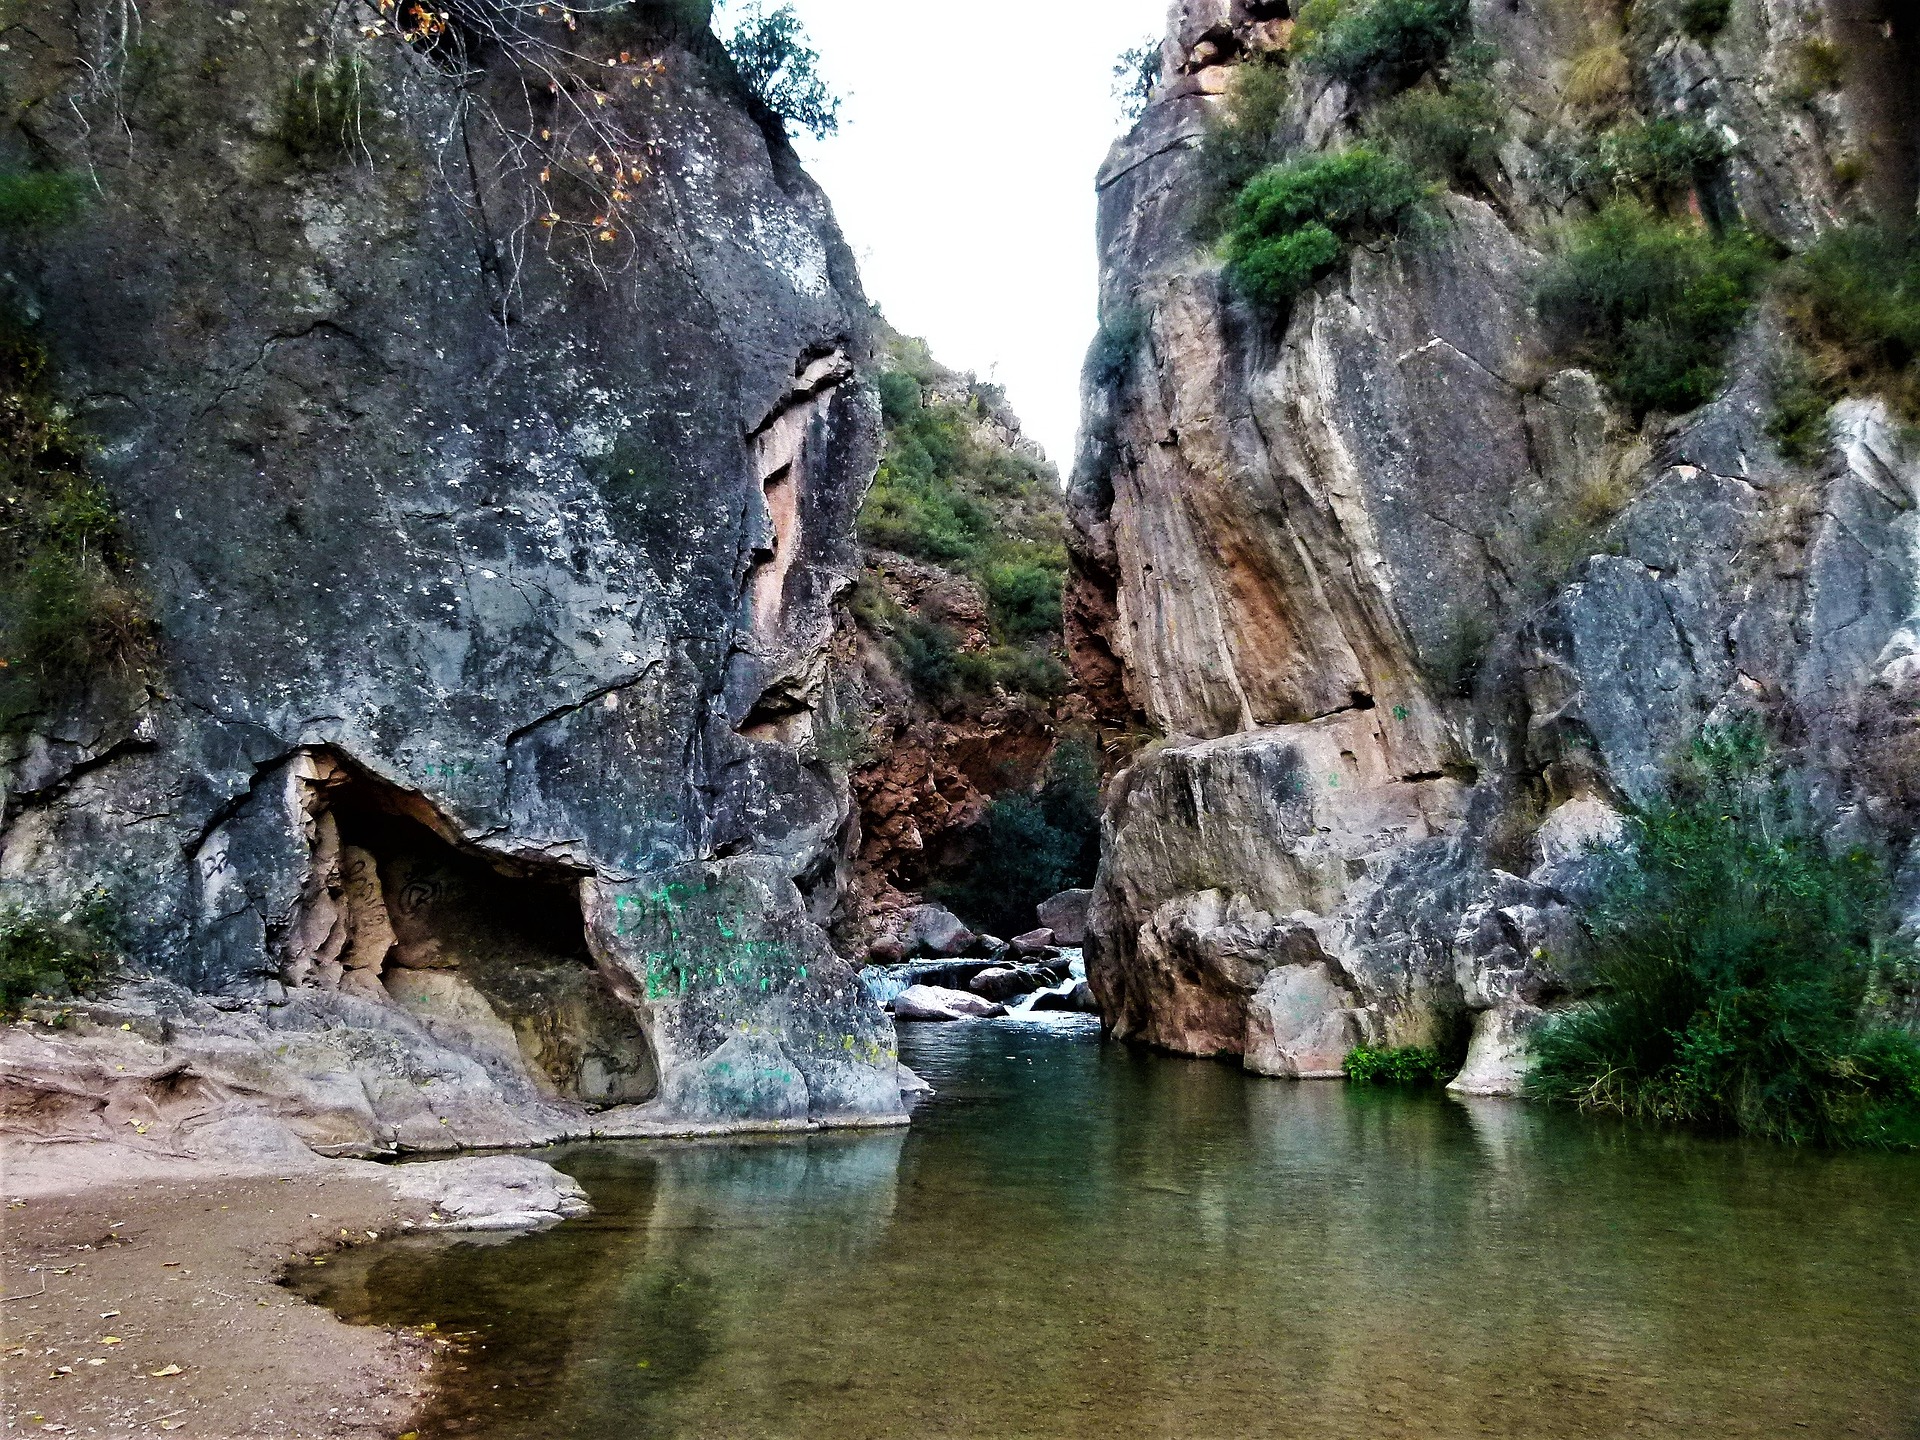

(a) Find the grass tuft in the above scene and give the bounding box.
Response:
[1344,1044,1453,1085]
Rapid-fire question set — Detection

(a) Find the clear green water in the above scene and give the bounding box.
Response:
[295,1015,1920,1439]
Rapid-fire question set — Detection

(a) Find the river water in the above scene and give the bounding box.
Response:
[295,1015,1920,1438]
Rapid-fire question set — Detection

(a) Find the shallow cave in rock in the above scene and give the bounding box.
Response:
[302,765,658,1107]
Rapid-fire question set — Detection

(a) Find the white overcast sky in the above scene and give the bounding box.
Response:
[724,0,1173,470]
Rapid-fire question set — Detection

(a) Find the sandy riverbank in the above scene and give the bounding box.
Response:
[1,1145,586,1440]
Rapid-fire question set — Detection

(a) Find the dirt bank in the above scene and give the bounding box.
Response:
[1,1144,588,1440]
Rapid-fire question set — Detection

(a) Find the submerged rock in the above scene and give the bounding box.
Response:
[390,1156,591,1232]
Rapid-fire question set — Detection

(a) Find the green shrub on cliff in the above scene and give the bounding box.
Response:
[983,557,1064,643]
[1365,76,1503,187]
[1222,147,1428,308]
[1534,200,1772,417]
[1778,222,1920,422]
[0,893,120,1017]
[1764,351,1833,463]
[1292,0,1470,85]
[1191,61,1292,238]
[1585,118,1728,210]
[1529,724,1920,1149]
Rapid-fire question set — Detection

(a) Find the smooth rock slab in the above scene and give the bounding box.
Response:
[891,985,1007,1022]
[389,1155,591,1232]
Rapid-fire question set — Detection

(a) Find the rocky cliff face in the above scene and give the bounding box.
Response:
[1073,0,1919,1088]
[0,0,918,1148]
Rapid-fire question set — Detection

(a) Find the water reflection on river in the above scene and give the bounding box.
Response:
[296,1014,1920,1438]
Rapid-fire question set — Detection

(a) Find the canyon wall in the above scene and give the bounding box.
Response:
[1073,0,1920,1088]
[0,0,917,1151]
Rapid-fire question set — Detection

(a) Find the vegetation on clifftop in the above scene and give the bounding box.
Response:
[1530,724,1920,1149]
[721,1,841,139]
[859,323,1070,704]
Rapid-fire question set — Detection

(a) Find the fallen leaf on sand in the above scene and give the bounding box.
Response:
[149,1363,184,1377]
[101,1336,122,1345]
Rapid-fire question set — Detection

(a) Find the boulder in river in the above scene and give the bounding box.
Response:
[892,985,1007,1021]
[970,967,1042,1002]
[1036,891,1092,946]
[904,905,976,959]
[1010,928,1059,958]
[1026,981,1099,1014]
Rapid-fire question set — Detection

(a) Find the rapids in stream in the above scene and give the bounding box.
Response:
[294,1015,1920,1438]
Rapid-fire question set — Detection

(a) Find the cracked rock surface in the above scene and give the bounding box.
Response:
[1073,0,1920,1091]
[1,0,913,1140]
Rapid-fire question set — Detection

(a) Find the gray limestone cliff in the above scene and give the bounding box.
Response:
[1072,0,1919,1090]
[0,0,917,1153]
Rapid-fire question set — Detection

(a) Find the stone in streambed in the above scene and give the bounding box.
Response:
[903,905,976,959]
[1026,981,1099,1014]
[891,984,1007,1021]
[1009,928,1059,958]
[388,1155,591,1232]
[1036,890,1092,946]
[969,966,1042,1002]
